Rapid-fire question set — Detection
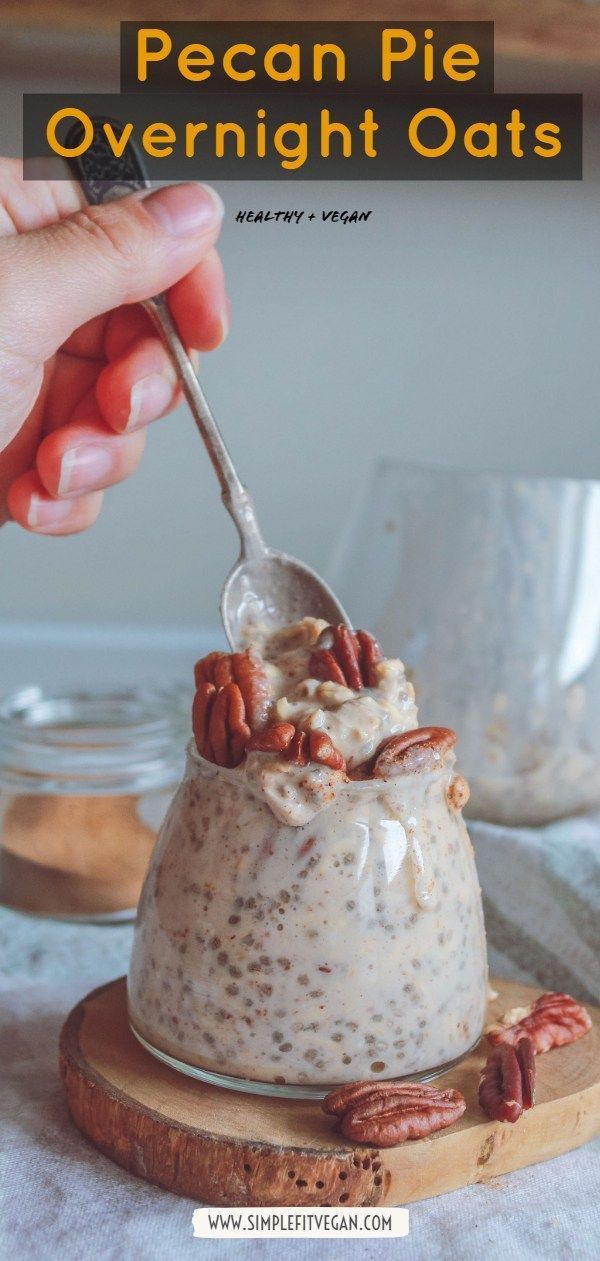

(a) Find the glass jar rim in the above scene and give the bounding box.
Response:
[186,739,451,795]
[0,685,190,794]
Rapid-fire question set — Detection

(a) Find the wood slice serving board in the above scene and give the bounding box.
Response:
[60,976,599,1208]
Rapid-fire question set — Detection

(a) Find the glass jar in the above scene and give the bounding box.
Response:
[128,743,488,1098]
[330,461,600,826]
[0,686,188,921]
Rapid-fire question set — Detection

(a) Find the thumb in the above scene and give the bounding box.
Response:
[0,182,224,362]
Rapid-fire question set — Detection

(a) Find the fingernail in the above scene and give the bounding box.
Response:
[217,302,230,346]
[58,445,113,495]
[144,182,224,236]
[127,373,174,431]
[28,494,73,529]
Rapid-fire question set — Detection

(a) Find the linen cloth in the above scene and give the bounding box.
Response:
[0,815,598,1261]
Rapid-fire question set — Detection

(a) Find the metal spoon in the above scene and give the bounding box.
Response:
[68,119,349,648]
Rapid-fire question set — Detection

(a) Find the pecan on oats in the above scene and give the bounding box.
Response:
[486,991,592,1055]
[209,686,234,766]
[192,681,217,762]
[286,729,309,767]
[309,625,383,691]
[373,727,457,778]
[249,723,347,773]
[355,629,384,688]
[194,652,228,689]
[247,722,296,753]
[308,730,346,772]
[322,1080,466,1147]
[194,649,269,732]
[478,1037,535,1123]
[231,650,270,730]
[332,625,364,691]
[309,647,347,688]
[192,681,251,769]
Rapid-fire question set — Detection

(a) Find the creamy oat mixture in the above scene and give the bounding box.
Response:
[243,618,418,826]
[128,618,488,1088]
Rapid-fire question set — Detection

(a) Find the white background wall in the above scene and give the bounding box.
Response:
[1,37,599,633]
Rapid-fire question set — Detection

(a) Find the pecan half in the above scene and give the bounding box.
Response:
[486,991,592,1054]
[309,648,347,688]
[309,625,383,691]
[286,729,309,767]
[355,629,384,688]
[208,685,230,766]
[308,730,346,771]
[192,681,251,768]
[194,652,227,689]
[322,1080,466,1147]
[248,722,346,773]
[478,1037,535,1123]
[373,727,457,778]
[194,649,269,732]
[231,650,270,731]
[515,1036,536,1110]
[247,722,295,753]
[191,681,217,762]
[332,625,363,691]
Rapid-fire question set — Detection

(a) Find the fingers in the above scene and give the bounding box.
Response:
[7,421,145,533]
[96,337,178,433]
[36,421,146,496]
[0,182,224,363]
[96,249,229,433]
[7,470,104,535]
[57,245,229,362]
[61,304,151,362]
[0,159,85,236]
[168,248,230,349]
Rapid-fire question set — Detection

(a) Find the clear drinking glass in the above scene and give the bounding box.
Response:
[329,461,600,826]
[128,742,488,1099]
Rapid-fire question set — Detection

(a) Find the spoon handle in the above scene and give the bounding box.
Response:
[66,116,266,562]
[143,294,266,560]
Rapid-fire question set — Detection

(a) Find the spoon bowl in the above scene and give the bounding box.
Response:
[221,548,350,648]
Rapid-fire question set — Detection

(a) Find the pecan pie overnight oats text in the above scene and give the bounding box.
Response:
[128,619,488,1092]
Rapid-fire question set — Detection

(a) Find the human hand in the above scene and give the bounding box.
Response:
[0,161,228,533]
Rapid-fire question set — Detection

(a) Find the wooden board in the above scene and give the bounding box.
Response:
[60,976,600,1207]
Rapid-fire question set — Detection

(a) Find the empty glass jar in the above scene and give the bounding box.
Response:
[330,462,600,826]
[0,686,188,921]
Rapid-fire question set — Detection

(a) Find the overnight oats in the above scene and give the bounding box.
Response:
[128,619,488,1096]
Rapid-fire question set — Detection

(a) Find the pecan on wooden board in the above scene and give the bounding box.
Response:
[486,991,592,1054]
[372,727,457,778]
[478,1037,535,1123]
[515,1036,536,1110]
[309,625,383,691]
[322,1079,466,1147]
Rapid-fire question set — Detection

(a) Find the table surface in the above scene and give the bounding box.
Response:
[1,630,599,1259]
[0,906,598,1261]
